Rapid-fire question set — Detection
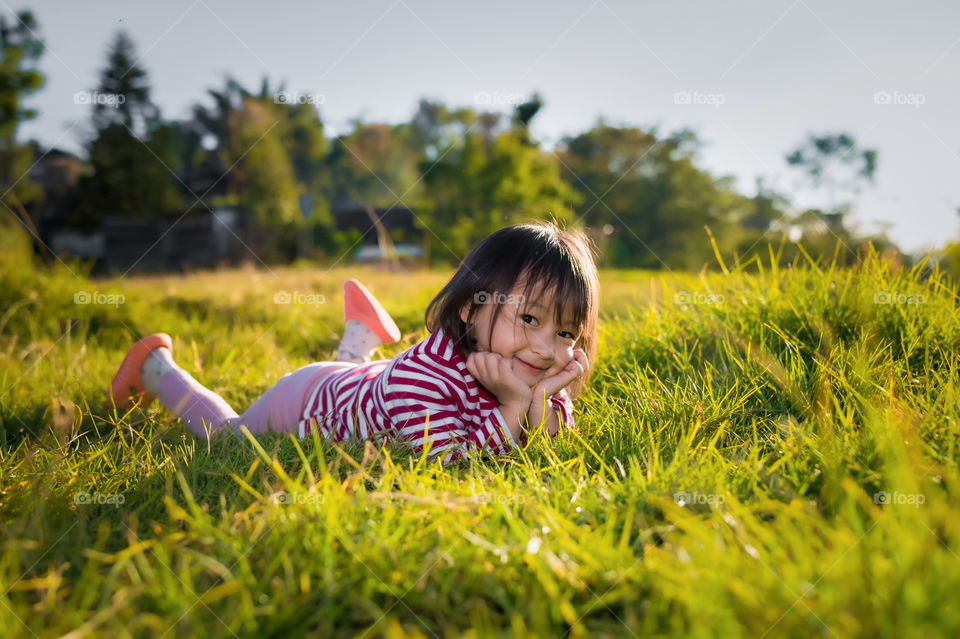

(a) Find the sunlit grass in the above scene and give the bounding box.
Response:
[1,232,959,637]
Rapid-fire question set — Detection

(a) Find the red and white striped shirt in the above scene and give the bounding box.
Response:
[297,327,575,464]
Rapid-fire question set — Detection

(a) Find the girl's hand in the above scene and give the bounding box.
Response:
[531,348,589,403]
[466,352,532,410]
[528,349,589,436]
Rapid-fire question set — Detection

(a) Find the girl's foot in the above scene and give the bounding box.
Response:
[337,280,401,363]
[109,333,173,409]
[343,279,401,343]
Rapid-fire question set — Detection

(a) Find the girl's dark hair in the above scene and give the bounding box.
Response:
[425,221,600,399]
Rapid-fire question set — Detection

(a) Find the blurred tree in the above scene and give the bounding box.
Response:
[420,101,579,261]
[327,120,426,209]
[412,99,504,155]
[73,31,183,225]
[73,123,185,227]
[191,76,247,153]
[513,93,543,130]
[731,177,793,266]
[557,122,749,269]
[941,209,960,282]
[151,119,205,175]
[0,10,46,254]
[187,74,342,260]
[91,31,162,138]
[785,132,876,202]
[784,132,879,265]
[223,97,300,260]
[742,177,788,232]
[268,88,338,257]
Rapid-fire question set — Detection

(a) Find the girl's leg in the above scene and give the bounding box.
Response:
[152,365,238,436]
[151,358,354,437]
[228,362,355,434]
[112,279,396,436]
[110,335,238,437]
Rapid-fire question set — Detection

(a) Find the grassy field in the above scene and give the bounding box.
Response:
[1,231,959,638]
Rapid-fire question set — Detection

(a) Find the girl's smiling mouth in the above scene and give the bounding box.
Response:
[516,358,545,373]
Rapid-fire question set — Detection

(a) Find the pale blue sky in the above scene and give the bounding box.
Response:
[16,0,960,253]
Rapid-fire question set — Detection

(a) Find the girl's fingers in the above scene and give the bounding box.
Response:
[477,354,492,382]
[573,349,590,372]
[468,352,493,385]
[563,356,584,377]
[479,353,502,385]
[498,357,516,383]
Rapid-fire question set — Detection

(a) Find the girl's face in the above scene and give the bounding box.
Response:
[460,283,580,389]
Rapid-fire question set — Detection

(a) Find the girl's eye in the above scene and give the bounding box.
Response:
[521,314,538,326]
[559,331,576,340]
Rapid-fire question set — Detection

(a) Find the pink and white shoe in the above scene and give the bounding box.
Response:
[343,279,401,344]
[109,333,173,410]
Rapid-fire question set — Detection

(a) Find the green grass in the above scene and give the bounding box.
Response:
[1,232,959,638]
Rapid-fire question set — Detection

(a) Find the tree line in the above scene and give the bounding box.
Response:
[1,13,921,270]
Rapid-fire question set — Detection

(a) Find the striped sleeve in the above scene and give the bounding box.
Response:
[549,390,576,436]
[382,361,519,465]
[519,390,576,446]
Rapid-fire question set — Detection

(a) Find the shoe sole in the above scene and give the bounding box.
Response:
[343,279,401,343]
[109,333,173,410]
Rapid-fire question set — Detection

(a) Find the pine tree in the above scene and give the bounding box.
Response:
[92,31,160,137]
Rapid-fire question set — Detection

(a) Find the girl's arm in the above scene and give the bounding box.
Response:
[496,401,529,442]
[526,350,588,439]
[464,352,532,443]
[527,389,574,438]
[383,361,524,464]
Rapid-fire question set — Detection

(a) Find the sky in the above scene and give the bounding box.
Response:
[15,0,960,254]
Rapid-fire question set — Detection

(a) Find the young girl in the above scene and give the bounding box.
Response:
[109,222,599,465]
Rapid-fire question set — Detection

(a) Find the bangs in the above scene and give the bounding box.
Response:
[514,258,591,335]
